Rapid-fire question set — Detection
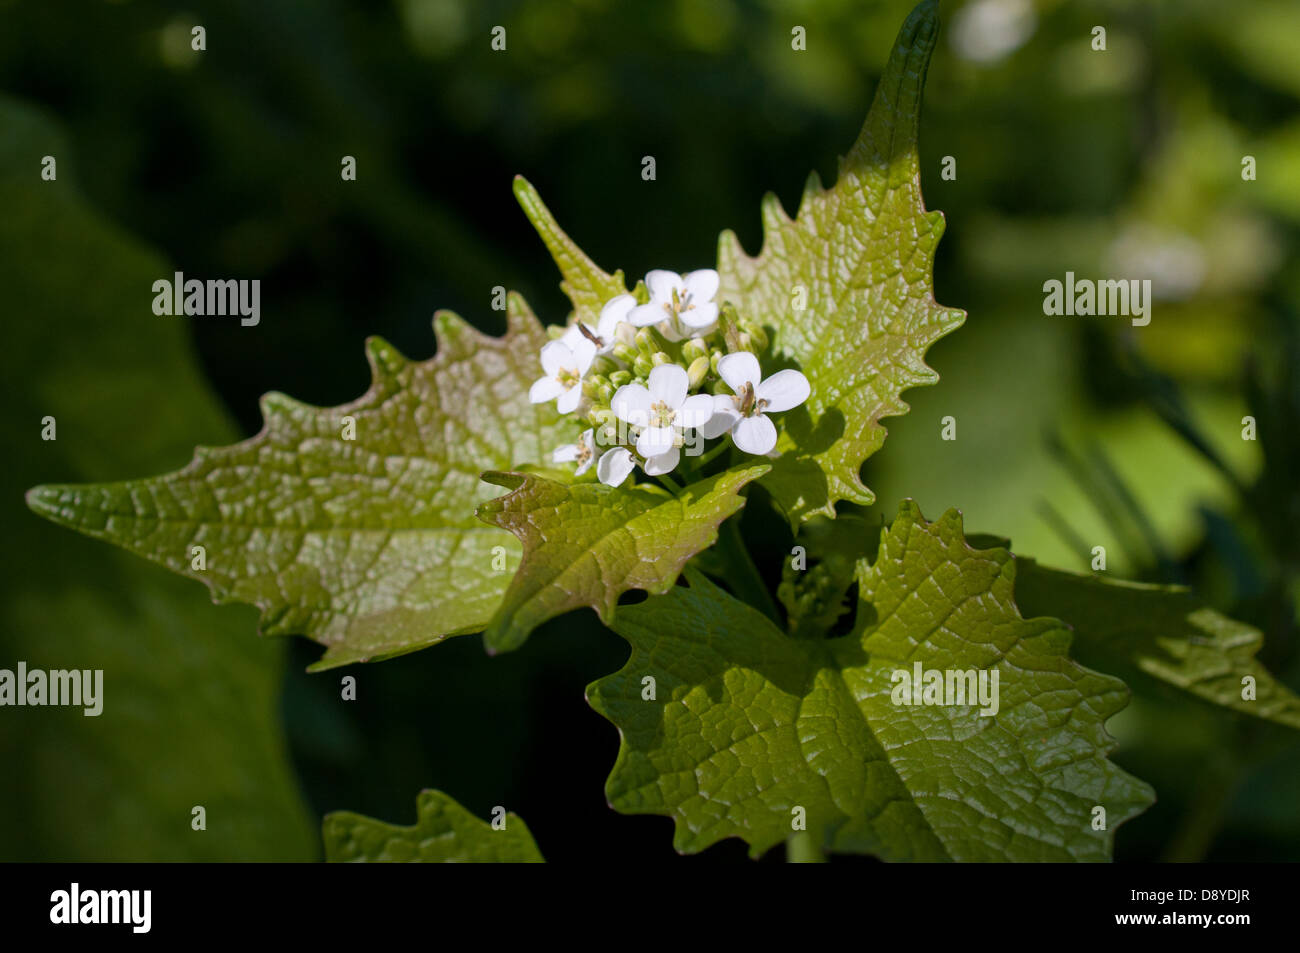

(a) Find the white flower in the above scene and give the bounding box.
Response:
[610,363,714,473]
[560,293,635,356]
[594,445,679,487]
[553,428,596,475]
[596,447,635,486]
[699,351,810,455]
[529,337,597,415]
[628,269,720,340]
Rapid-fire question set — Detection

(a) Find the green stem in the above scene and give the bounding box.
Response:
[716,516,781,624]
[787,831,825,863]
[654,470,683,494]
[689,439,732,473]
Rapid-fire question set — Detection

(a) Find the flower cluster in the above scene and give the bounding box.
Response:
[532,269,811,487]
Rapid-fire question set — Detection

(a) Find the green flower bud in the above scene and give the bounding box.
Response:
[687,355,711,389]
[651,352,671,367]
[633,355,655,378]
[608,369,632,387]
[682,337,709,364]
[635,327,661,357]
[611,343,638,365]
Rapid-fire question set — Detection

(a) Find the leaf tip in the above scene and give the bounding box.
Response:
[364,335,408,380]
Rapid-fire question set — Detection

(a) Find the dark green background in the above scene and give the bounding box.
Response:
[2,0,1297,861]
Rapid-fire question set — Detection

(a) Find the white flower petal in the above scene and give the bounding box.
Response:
[579,428,595,450]
[628,303,664,327]
[698,395,741,439]
[598,294,636,338]
[647,363,689,409]
[556,385,583,415]
[657,320,685,342]
[529,376,564,404]
[677,393,716,430]
[645,269,684,303]
[539,340,572,377]
[575,454,594,476]
[732,414,778,455]
[679,301,718,329]
[571,337,598,375]
[552,443,579,463]
[611,384,652,426]
[637,425,676,460]
[717,351,761,394]
[642,446,681,476]
[560,324,585,350]
[597,448,635,487]
[756,368,811,413]
[682,269,719,303]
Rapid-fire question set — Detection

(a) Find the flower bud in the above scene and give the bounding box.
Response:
[634,327,660,357]
[611,343,638,365]
[651,352,673,368]
[608,369,632,387]
[615,322,637,347]
[687,355,711,389]
[633,355,655,378]
[741,321,769,353]
[682,337,709,364]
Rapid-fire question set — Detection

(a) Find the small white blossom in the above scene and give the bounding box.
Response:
[553,428,596,475]
[629,269,720,340]
[699,352,810,455]
[611,363,714,473]
[596,447,635,486]
[561,293,635,356]
[529,337,597,415]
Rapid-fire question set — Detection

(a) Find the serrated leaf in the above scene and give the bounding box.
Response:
[1015,560,1300,731]
[716,0,964,524]
[514,175,628,327]
[588,500,1153,861]
[477,466,769,653]
[27,295,573,670]
[323,789,544,862]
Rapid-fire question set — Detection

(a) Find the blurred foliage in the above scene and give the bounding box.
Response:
[0,96,315,860]
[1,0,1297,861]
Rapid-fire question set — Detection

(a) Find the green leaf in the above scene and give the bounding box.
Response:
[514,175,628,327]
[1014,560,1300,731]
[28,295,573,671]
[477,466,769,654]
[1,95,314,859]
[588,501,1153,860]
[324,789,544,862]
[716,0,964,525]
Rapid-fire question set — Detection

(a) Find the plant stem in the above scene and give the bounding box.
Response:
[689,439,732,473]
[787,832,825,863]
[654,470,683,494]
[716,516,781,624]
